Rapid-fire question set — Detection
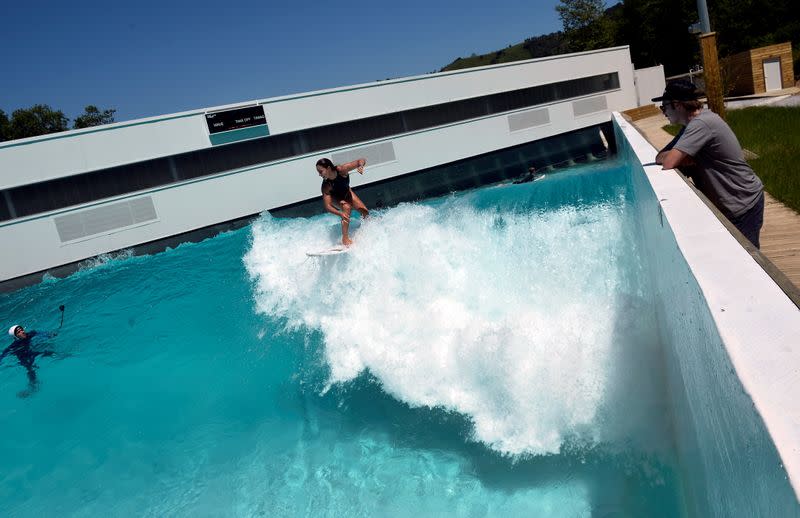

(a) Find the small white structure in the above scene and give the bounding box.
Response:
[634,65,666,106]
[763,58,783,91]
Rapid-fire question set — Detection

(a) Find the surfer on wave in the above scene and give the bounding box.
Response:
[316,157,369,246]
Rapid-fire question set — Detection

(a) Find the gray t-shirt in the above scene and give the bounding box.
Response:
[674,110,763,219]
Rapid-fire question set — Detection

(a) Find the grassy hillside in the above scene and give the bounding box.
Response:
[441,32,567,72]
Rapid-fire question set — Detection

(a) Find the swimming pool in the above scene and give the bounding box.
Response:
[2,160,685,516]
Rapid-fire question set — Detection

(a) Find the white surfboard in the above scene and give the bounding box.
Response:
[306,245,350,257]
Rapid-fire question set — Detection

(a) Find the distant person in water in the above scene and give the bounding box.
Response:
[513,166,545,184]
[2,305,65,398]
[2,326,57,397]
[316,157,369,246]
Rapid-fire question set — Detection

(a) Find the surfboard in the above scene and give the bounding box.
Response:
[306,245,350,257]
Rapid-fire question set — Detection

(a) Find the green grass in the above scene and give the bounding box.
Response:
[727,107,800,213]
[661,106,800,212]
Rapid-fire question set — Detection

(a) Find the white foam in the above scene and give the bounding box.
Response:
[77,248,135,271]
[244,190,661,456]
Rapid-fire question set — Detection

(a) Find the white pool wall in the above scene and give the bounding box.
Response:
[614,113,800,516]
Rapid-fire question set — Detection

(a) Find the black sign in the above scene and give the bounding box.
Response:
[205,105,267,134]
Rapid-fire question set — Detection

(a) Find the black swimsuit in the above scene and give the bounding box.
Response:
[322,172,352,203]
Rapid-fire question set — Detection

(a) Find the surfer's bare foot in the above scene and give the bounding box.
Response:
[342,236,353,247]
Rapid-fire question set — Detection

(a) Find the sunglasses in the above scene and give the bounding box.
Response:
[659,102,674,114]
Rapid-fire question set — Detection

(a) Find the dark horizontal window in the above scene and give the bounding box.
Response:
[0,193,11,221]
[0,72,619,222]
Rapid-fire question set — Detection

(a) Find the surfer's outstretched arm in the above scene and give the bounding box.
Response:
[337,158,366,175]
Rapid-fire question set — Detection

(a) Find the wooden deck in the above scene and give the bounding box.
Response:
[624,110,800,304]
[762,194,800,281]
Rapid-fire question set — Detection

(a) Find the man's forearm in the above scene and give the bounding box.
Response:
[662,149,689,170]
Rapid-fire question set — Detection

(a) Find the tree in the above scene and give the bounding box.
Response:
[709,0,800,58]
[557,0,605,33]
[522,32,570,59]
[8,105,69,140]
[556,0,615,52]
[616,0,698,75]
[73,105,116,129]
[0,110,9,142]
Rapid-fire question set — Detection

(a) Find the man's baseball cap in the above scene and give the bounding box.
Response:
[652,79,704,102]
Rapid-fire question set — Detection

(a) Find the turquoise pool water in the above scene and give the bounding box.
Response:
[0,161,685,516]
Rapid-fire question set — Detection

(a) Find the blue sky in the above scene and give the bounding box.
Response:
[3,0,566,123]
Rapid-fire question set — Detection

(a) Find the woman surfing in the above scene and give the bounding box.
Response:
[316,157,369,246]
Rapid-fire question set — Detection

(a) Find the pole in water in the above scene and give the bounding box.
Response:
[58,304,65,328]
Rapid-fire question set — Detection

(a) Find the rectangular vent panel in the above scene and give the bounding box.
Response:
[54,197,157,243]
[507,108,550,132]
[331,141,396,168]
[572,96,608,117]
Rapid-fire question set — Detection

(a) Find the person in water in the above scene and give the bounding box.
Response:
[316,157,369,246]
[513,166,545,184]
[2,324,58,397]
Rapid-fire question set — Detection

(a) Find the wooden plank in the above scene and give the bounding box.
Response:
[762,252,800,259]
[622,104,662,121]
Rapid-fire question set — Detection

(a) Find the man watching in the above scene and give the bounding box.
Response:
[654,80,765,248]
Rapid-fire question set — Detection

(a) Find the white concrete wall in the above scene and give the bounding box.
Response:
[0,100,613,282]
[0,114,210,190]
[262,46,637,134]
[0,46,637,283]
[634,65,666,106]
[0,46,637,190]
[614,113,800,516]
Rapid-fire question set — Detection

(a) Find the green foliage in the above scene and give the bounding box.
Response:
[793,47,800,78]
[522,32,571,58]
[73,105,116,129]
[441,34,568,72]
[617,0,699,74]
[0,110,9,142]
[556,0,606,33]
[0,104,117,142]
[727,107,800,212]
[710,0,799,58]
[441,0,800,79]
[6,104,69,141]
[556,0,615,52]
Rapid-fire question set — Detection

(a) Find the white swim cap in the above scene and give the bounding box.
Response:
[8,325,21,337]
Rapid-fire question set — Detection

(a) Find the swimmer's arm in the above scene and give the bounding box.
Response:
[0,345,10,362]
[336,158,366,176]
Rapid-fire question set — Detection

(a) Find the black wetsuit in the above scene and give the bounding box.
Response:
[1,331,55,387]
[322,172,352,203]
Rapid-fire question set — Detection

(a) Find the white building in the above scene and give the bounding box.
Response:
[0,46,638,290]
